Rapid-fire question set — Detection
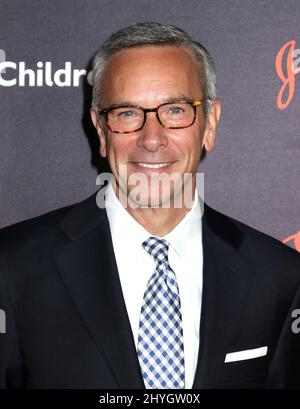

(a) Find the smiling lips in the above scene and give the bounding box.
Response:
[136,162,171,169]
[130,161,177,169]
[130,161,177,174]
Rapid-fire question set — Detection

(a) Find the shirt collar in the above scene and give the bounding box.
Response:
[104,182,151,248]
[163,188,202,257]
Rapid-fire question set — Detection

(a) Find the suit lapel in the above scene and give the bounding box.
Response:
[52,191,145,388]
[192,204,255,388]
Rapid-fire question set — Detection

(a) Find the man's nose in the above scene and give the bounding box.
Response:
[137,112,168,151]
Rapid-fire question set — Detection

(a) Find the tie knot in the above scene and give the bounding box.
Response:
[142,236,170,267]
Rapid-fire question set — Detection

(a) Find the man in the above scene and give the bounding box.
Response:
[0,22,300,389]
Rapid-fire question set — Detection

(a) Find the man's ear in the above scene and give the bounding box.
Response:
[90,107,107,158]
[202,99,221,152]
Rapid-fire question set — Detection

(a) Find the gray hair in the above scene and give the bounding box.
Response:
[91,22,216,116]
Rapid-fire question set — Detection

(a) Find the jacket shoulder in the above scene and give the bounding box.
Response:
[204,203,300,272]
[0,203,73,250]
[0,191,101,255]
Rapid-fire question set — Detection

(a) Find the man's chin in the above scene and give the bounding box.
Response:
[113,175,192,210]
[127,189,180,210]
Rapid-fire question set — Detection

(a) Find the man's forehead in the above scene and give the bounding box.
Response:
[100,46,202,104]
[107,95,196,108]
[104,45,200,76]
[110,44,193,57]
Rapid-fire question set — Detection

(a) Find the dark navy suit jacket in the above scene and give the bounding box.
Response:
[1,189,300,388]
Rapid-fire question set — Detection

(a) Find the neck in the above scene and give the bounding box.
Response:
[128,206,193,236]
[115,183,196,237]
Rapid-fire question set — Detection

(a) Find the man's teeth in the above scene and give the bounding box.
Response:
[137,163,170,169]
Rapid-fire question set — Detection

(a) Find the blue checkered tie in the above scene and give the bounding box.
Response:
[137,236,185,389]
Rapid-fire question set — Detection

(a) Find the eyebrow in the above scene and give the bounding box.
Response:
[104,95,195,109]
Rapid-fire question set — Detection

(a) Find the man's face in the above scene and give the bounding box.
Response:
[91,46,220,208]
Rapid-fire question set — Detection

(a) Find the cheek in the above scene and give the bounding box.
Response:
[177,129,202,155]
[107,137,132,162]
[183,133,203,168]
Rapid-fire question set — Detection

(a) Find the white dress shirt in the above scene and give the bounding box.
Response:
[104,181,203,389]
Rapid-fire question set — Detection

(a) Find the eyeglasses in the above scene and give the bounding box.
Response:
[98,99,207,134]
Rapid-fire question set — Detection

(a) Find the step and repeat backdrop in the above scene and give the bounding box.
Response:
[0,0,299,251]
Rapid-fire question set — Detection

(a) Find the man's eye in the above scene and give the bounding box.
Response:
[169,106,184,114]
[118,110,136,118]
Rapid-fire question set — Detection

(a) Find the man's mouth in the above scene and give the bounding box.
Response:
[135,162,172,169]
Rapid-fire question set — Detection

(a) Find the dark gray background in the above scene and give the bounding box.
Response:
[0,0,299,249]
